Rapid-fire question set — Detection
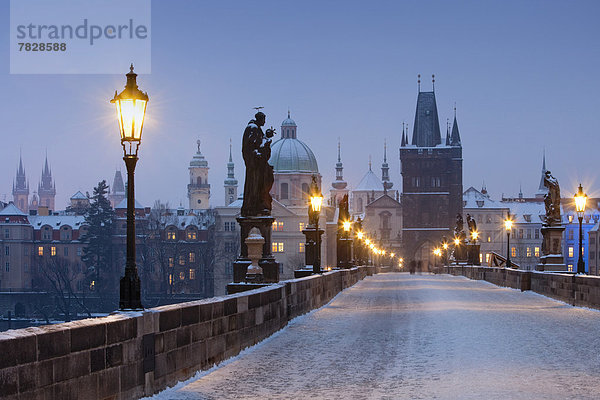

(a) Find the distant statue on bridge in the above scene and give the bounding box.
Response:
[454,213,464,240]
[466,214,477,237]
[241,111,276,217]
[543,170,561,226]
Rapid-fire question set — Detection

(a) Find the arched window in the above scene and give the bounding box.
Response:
[302,183,309,200]
[197,177,202,185]
[281,183,289,200]
[357,197,363,213]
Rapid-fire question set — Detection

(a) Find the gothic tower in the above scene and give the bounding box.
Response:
[330,139,348,205]
[188,139,210,210]
[109,170,126,208]
[38,155,56,211]
[12,154,29,212]
[224,139,238,206]
[400,75,463,264]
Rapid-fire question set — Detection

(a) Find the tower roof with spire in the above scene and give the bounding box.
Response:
[450,111,461,146]
[332,138,347,190]
[355,158,384,192]
[112,170,125,194]
[190,140,209,168]
[535,151,548,198]
[225,139,238,186]
[411,75,442,147]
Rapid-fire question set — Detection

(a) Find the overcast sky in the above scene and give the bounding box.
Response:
[1,0,599,209]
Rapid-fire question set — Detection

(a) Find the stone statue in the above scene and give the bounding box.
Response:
[454,213,464,238]
[543,170,561,226]
[466,214,477,236]
[241,111,276,217]
[339,193,350,223]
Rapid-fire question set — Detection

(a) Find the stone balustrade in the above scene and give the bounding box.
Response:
[0,266,373,400]
[446,265,600,308]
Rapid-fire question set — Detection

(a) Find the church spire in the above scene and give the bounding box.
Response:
[535,150,549,198]
[400,122,407,147]
[224,138,238,206]
[450,104,461,146]
[331,138,348,195]
[381,139,393,192]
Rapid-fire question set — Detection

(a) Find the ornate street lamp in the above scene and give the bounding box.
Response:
[453,237,460,265]
[575,183,588,274]
[504,216,513,269]
[310,188,323,274]
[112,64,148,310]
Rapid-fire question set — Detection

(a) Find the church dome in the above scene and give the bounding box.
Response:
[269,138,319,173]
[281,117,296,127]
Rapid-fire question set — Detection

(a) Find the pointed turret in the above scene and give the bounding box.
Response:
[381,140,393,192]
[400,122,407,147]
[330,138,348,206]
[108,170,126,208]
[445,118,451,145]
[411,75,442,147]
[13,153,29,212]
[188,139,211,209]
[450,106,461,146]
[224,139,238,206]
[535,150,549,199]
[38,153,56,210]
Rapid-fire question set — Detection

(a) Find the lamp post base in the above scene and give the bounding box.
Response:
[119,272,142,310]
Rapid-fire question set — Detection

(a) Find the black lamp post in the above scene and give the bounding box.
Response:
[310,187,323,274]
[504,216,513,269]
[575,183,588,274]
[112,64,148,310]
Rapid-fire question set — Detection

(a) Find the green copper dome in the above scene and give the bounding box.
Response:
[269,137,319,173]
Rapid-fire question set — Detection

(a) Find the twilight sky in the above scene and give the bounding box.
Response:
[1,0,599,209]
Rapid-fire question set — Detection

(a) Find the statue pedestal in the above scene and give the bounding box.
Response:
[232,216,280,284]
[536,225,567,271]
[467,244,481,265]
[454,244,468,264]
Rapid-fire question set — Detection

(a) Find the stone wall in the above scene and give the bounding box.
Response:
[0,266,373,400]
[446,265,600,308]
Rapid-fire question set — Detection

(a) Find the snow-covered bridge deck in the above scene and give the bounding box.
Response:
[152,273,600,399]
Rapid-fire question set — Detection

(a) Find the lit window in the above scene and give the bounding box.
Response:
[487,236,491,243]
[568,215,574,223]
[299,222,305,231]
[485,253,490,263]
[479,254,483,263]
[272,242,284,253]
[299,243,305,253]
[187,230,197,240]
[511,247,517,257]
[89,280,95,291]
[535,247,540,257]
[526,247,531,257]
[189,252,195,262]
[568,264,573,272]
[179,255,185,266]
[189,269,196,280]
[179,271,185,280]
[272,221,284,231]
[169,274,173,285]
[38,246,44,256]
[167,230,177,240]
[168,257,174,267]
[51,246,56,256]
[569,247,574,258]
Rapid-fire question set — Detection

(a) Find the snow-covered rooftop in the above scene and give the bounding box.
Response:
[0,203,27,216]
[355,170,384,192]
[28,215,86,229]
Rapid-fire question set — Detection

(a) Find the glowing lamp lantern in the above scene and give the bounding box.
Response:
[574,184,588,274]
[112,65,149,156]
[454,237,460,246]
[575,184,588,218]
[357,231,364,240]
[365,238,371,246]
[310,193,323,214]
[504,219,513,231]
[342,221,352,232]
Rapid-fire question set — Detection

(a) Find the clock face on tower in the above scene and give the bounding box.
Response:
[197,199,201,204]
